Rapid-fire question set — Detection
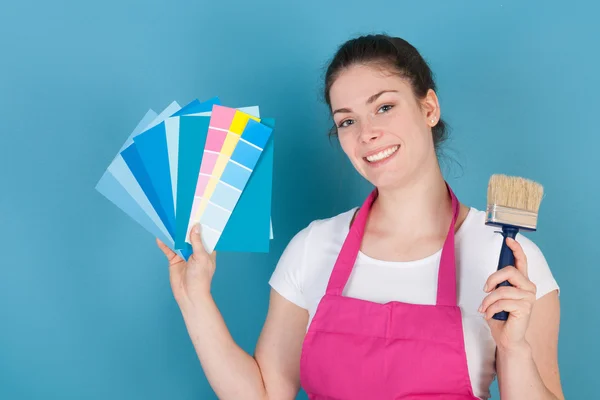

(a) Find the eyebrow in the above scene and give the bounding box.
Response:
[332,90,399,116]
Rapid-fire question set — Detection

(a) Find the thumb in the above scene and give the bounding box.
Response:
[189,224,209,256]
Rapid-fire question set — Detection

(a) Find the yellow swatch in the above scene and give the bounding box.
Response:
[230,111,260,135]
[212,154,229,177]
[221,133,240,157]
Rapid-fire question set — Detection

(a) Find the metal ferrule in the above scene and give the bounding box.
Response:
[485,204,539,231]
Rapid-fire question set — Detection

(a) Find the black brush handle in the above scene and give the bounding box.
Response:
[492,226,519,321]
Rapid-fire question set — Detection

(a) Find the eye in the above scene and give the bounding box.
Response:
[377,104,394,113]
[338,119,355,128]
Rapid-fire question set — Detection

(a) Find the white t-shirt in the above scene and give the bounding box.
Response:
[269,206,559,400]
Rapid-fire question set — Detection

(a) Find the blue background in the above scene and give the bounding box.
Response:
[0,0,597,398]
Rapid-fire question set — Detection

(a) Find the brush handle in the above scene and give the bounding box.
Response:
[492,226,519,321]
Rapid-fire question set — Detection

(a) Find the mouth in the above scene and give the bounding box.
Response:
[363,145,400,165]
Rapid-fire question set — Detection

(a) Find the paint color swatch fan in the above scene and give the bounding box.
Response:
[95,97,275,260]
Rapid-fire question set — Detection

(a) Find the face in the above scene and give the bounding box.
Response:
[329,64,440,190]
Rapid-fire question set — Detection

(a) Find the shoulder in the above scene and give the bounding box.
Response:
[287,207,358,251]
[458,206,559,299]
[269,208,358,308]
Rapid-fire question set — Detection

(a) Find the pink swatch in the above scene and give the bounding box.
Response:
[205,128,227,152]
[210,105,236,129]
[194,174,210,196]
[188,105,239,241]
[199,152,219,174]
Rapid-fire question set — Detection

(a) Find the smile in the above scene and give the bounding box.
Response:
[364,145,400,163]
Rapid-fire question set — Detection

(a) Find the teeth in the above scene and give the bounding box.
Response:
[366,145,399,162]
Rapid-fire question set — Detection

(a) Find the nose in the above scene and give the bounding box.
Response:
[359,116,382,143]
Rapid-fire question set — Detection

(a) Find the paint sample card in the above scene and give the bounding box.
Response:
[120,102,183,237]
[107,102,181,241]
[165,97,220,214]
[96,108,184,258]
[174,114,212,249]
[174,104,269,253]
[215,117,275,253]
[186,106,260,240]
[121,144,172,235]
[188,119,274,252]
[96,98,274,259]
[133,123,175,236]
[193,105,237,200]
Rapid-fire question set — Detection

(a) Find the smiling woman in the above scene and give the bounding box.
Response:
[158,34,564,400]
[325,40,447,191]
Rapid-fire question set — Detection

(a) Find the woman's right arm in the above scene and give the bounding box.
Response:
[157,225,308,400]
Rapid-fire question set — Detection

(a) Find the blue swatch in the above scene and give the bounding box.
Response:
[121,144,174,237]
[231,141,262,168]
[133,123,175,236]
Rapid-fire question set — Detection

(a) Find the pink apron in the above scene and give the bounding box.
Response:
[300,185,479,399]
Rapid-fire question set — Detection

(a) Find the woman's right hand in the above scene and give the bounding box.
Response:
[158,224,307,400]
[156,224,217,309]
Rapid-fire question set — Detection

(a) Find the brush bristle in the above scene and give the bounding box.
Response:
[487,174,544,213]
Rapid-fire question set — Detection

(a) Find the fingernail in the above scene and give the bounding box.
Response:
[478,305,483,313]
[193,224,201,234]
[483,283,488,292]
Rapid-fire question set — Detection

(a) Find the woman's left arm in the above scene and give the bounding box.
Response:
[479,238,565,400]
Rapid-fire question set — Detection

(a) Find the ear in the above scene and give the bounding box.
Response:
[422,89,441,127]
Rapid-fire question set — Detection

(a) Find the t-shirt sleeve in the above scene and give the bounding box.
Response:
[268,223,313,309]
[520,235,560,299]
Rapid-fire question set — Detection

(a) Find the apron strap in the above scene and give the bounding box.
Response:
[436,185,460,307]
[325,189,377,296]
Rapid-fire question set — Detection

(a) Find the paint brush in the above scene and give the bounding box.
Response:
[485,174,545,321]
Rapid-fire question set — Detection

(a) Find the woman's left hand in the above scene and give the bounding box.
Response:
[479,237,537,351]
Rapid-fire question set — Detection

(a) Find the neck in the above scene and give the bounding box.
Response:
[369,161,454,238]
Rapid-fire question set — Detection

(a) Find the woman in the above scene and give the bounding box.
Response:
[157,34,564,399]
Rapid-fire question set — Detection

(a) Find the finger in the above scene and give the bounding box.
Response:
[479,286,534,313]
[156,238,185,265]
[189,224,210,258]
[484,299,533,320]
[484,266,536,293]
[156,238,176,259]
[506,237,528,277]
